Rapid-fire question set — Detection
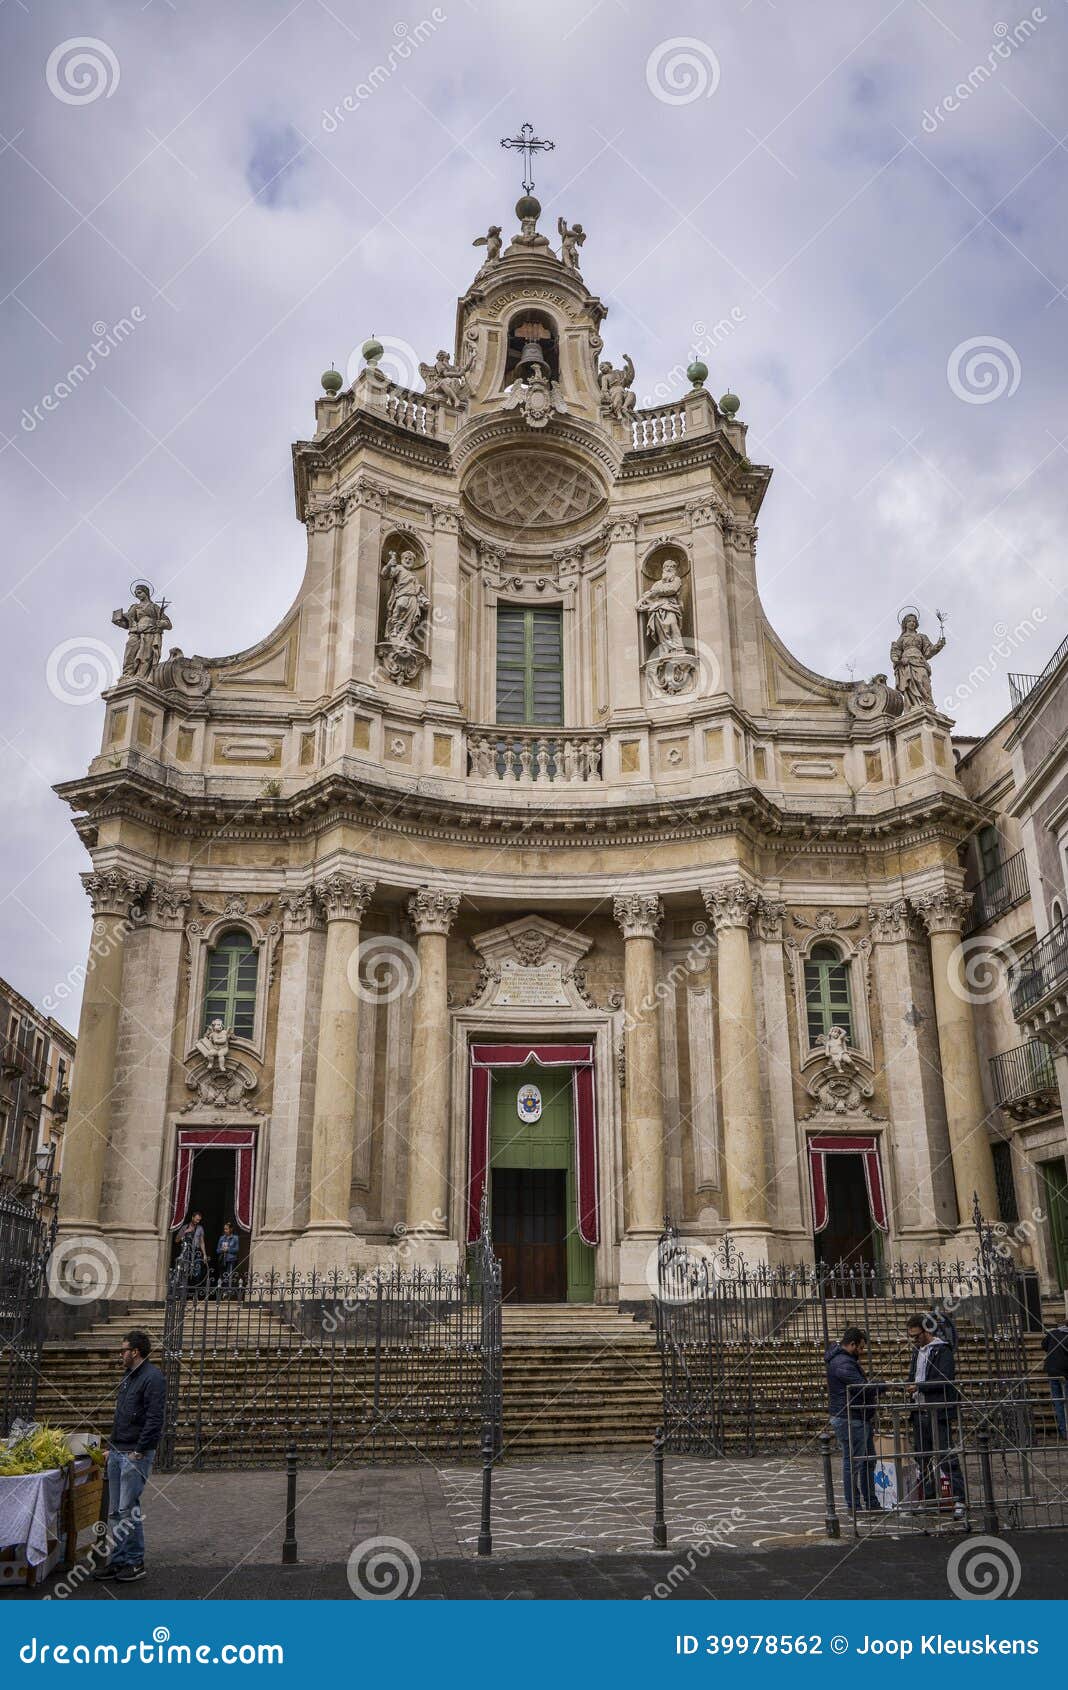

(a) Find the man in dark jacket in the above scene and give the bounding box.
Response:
[1041,1318,1068,1438]
[906,1315,965,1512]
[825,1327,882,1512]
[94,1330,166,1583]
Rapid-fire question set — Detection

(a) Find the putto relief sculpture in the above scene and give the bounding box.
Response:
[419,347,473,407]
[890,609,946,712]
[598,354,636,422]
[377,547,431,685]
[112,582,171,682]
[195,1018,231,1074]
[557,216,586,272]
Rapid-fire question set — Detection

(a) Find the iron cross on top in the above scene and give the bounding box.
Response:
[500,122,554,194]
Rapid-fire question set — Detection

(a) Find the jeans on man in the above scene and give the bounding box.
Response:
[1050,1377,1068,1440]
[830,1412,877,1511]
[107,1449,154,1566]
[911,1405,965,1503]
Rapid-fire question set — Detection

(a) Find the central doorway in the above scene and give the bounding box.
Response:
[488,1065,595,1303]
[815,1153,880,1271]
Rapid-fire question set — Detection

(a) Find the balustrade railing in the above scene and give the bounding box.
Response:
[990,1040,1058,1109]
[466,728,604,784]
[631,403,687,449]
[381,385,439,436]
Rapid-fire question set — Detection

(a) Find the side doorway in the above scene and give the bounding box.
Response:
[489,1066,595,1303]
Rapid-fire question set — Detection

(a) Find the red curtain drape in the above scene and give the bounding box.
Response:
[468,1044,598,1245]
[169,1126,257,1232]
[808,1133,888,1233]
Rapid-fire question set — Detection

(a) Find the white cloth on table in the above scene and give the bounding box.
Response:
[0,1468,67,1566]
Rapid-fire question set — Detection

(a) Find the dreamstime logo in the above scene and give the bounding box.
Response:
[947,937,1019,1007]
[645,1238,719,1304]
[941,607,1046,711]
[640,312,746,408]
[947,337,1020,405]
[321,13,447,132]
[20,310,146,433]
[347,936,421,1005]
[921,11,1047,132]
[346,1536,422,1599]
[946,1535,1021,1600]
[346,335,421,392]
[644,638,721,704]
[646,37,721,105]
[46,637,120,706]
[48,1236,121,1304]
[645,1508,745,1597]
[46,38,120,105]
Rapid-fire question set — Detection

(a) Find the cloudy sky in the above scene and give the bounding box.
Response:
[2,0,1066,1032]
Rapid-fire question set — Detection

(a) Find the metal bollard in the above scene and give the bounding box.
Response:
[477,1427,494,1557]
[819,1430,840,1540]
[976,1428,999,1537]
[653,1425,667,1549]
[282,1445,298,1565]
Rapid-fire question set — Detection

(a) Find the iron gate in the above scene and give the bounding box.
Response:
[0,1192,53,1430]
[655,1219,1029,1457]
[158,1214,502,1470]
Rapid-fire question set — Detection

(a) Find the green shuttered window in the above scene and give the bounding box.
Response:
[203,929,259,1040]
[803,942,854,1048]
[495,605,563,725]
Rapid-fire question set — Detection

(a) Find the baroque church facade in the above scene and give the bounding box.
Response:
[55,187,1013,1305]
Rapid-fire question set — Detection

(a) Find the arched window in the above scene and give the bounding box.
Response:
[1052,897,1065,929]
[803,942,853,1048]
[203,929,258,1040]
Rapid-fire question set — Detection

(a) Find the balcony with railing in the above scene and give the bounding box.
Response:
[968,847,1030,929]
[1009,632,1068,709]
[466,727,605,786]
[0,1039,48,1094]
[990,1040,1060,1119]
[1011,915,1068,1048]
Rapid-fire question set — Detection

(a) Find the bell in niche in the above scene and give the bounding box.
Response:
[516,337,550,379]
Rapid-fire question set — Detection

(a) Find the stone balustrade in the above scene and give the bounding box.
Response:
[631,402,687,450]
[382,385,440,436]
[466,728,604,784]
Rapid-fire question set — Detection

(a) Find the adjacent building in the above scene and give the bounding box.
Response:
[0,976,73,1214]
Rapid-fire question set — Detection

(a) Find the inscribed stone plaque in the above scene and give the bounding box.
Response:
[493,960,570,1007]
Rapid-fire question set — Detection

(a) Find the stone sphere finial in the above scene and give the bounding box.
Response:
[515,193,541,223]
[686,358,709,388]
[362,335,384,366]
[321,366,343,395]
[719,390,741,418]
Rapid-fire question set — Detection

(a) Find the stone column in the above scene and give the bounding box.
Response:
[404,887,461,1236]
[613,893,666,1236]
[58,867,148,1240]
[911,888,999,1227]
[603,516,643,715]
[305,872,376,1237]
[703,879,770,1239]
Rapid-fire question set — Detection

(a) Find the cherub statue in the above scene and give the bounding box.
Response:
[418,347,472,407]
[821,1024,854,1075]
[598,355,637,422]
[557,217,586,272]
[381,550,429,649]
[890,610,946,711]
[637,559,686,653]
[472,225,502,268]
[112,583,171,680]
[195,1018,231,1075]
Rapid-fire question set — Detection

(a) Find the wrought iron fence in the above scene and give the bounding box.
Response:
[655,1221,1028,1459]
[968,847,1029,930]
[838,1382,1068,1536]
[990,1039,1058,1109]
[1011,913,1068,1017]
[0,1192,53,1431]
[158,1216,502,1471]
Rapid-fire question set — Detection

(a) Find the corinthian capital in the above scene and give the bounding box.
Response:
[910,888,971,937]
[755,898,788,942]
[702,879,759,933]
[868,899,911,943]
[145,881,191,929]
[408,887,461,937]
[314,873,376,923]
[613,893,663,941]
[81,868,149,920]
[279,887,323,933]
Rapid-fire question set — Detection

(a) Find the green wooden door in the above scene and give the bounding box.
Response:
[1041,1158,1068,1290]
[489,1067,595,1303]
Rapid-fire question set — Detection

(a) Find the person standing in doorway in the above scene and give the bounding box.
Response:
[1042,1316,1068,1438]
[215,1220,240,1296]
[94,1331,166,1583]
[177,1211,208,1294]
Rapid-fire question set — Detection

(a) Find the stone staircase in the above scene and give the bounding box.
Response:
[499,1302,662,1455]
